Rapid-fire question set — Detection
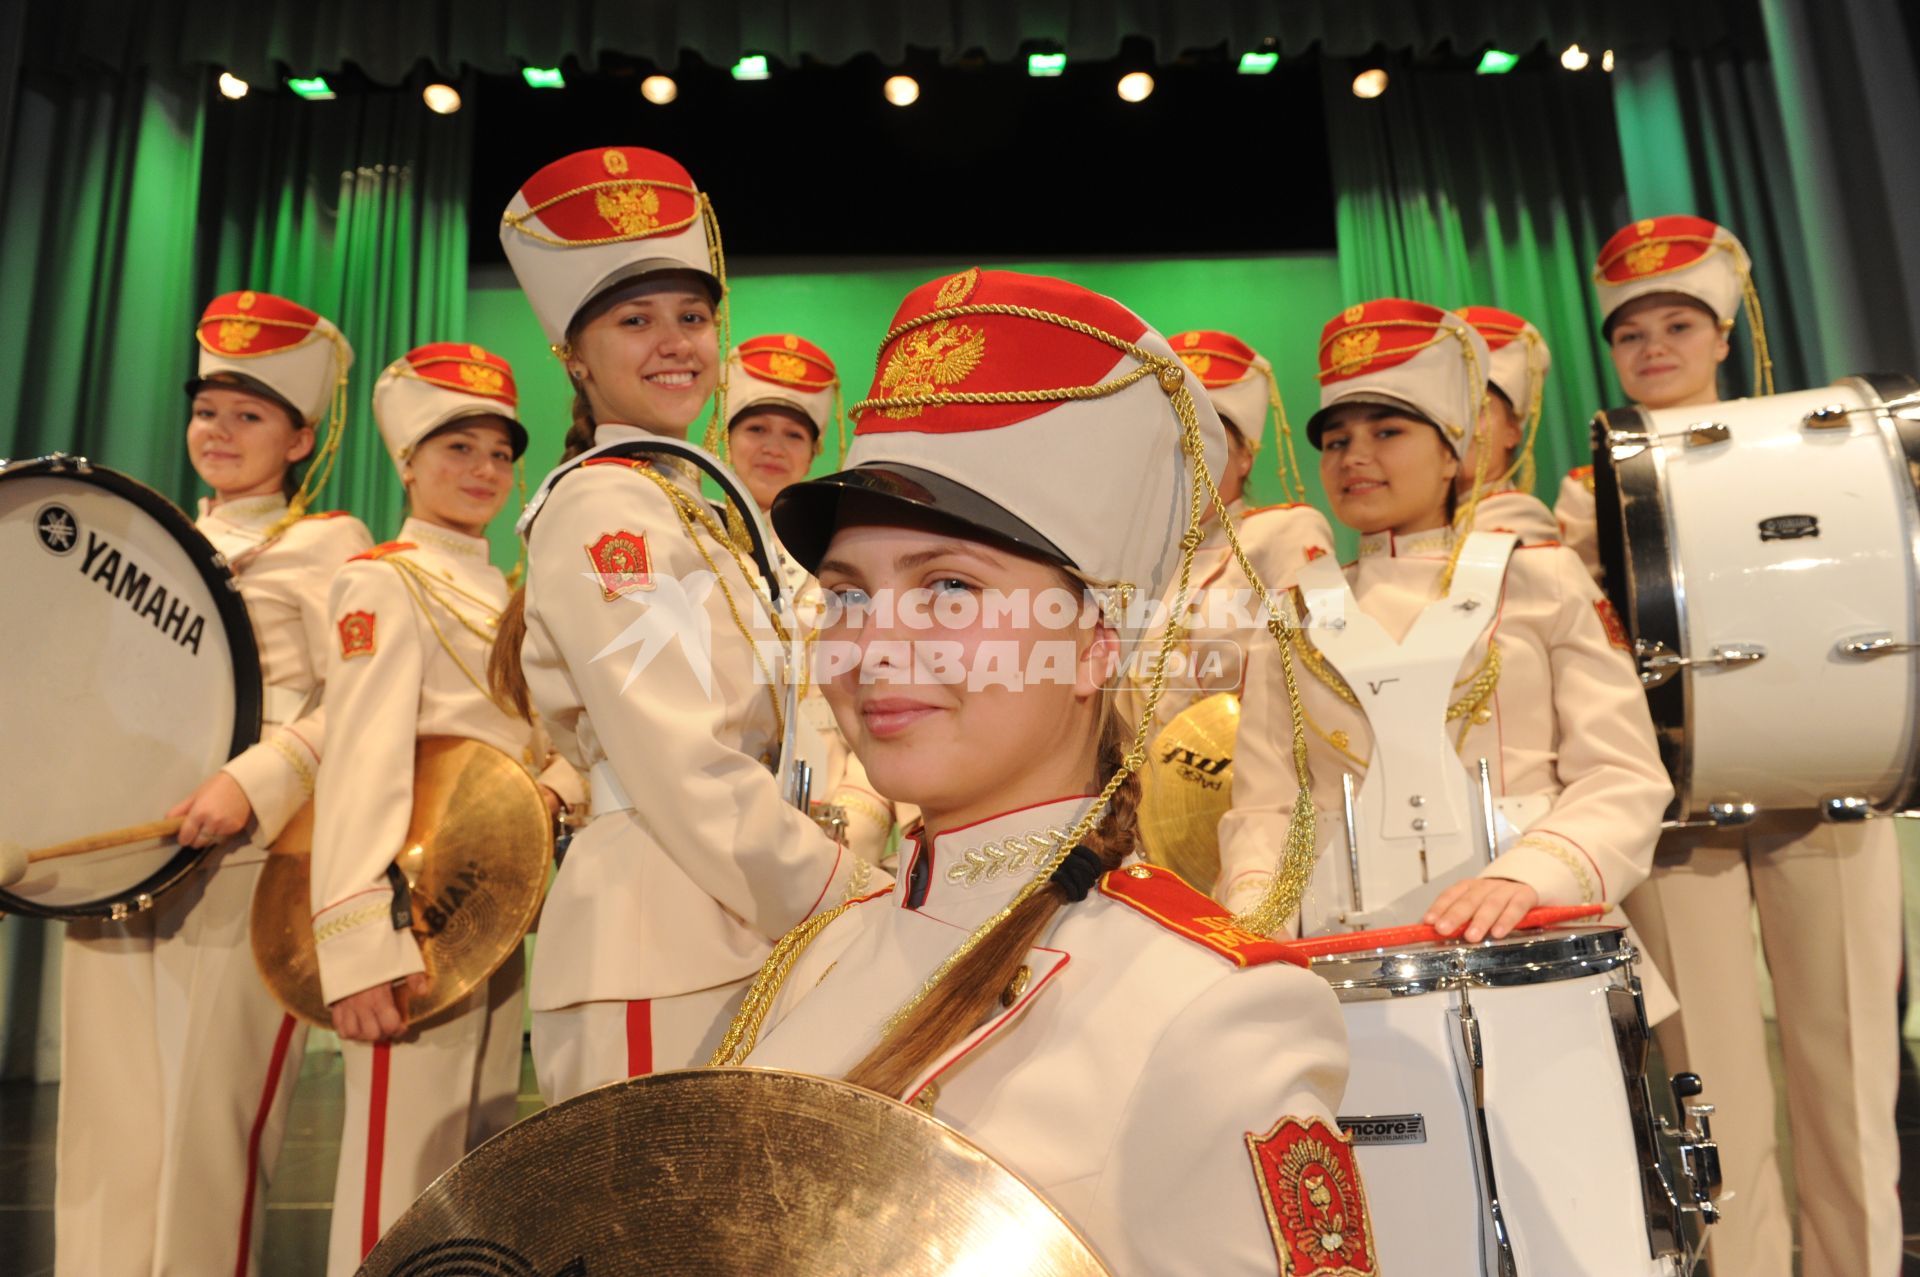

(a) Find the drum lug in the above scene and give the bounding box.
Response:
[1681,423,1731,448]
[1446,987,1520,1277]
[1820,796,1875,822]
[1704,801,1759,827]
[108,901,128,922]
[1666,1073,1724,1222]
[1802,402,1859,430]
[1635,640,1765,688]
[1835,631,1920,659]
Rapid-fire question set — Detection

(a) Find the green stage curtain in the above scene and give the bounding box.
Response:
[1321,63,1632,503]
[26,0,1756,82]
[196,83,475,540]
[0,69,207,493]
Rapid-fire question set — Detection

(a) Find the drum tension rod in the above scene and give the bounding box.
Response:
[1447,984,1520,1277]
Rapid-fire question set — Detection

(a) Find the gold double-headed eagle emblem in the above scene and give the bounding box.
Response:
[875,269,986,419]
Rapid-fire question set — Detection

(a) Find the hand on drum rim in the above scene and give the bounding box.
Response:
[1422,876,1540,943]
[330,973,430,1042]
[167,771,254,848]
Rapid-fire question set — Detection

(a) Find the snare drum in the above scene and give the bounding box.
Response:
[1312,926,1699,1275]
[0,454,261,918]
[1593,374,1920,819]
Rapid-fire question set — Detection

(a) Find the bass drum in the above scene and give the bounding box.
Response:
[0,454,261,918]
[1593,374,1920,820]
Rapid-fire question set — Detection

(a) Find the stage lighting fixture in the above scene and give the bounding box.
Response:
[286,76,336,101]
[641,75,678,104]
[884,75,920,106]
[422,83,461,114]
[522,66,565,89]
[1027,52,1067,78]
[1561,44,1591,71]
[732,55,771,81]
[1476,49,1520,75]
[1351,68,1388,99]
[217,73,249,99]
[1237,51,1279,75]
[1117,72,1154,103]
[1603,49,1616,72]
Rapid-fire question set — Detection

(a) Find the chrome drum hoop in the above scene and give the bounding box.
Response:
[1308,925,1635,1002]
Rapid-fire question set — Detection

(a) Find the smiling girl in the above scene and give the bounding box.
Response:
[309,345,580,1273]
[714,269,1372,1276]
[1216,299,1671,951]
[1560,217,1903,1277]
[56,293,370,1277]
[488,147,882,1104]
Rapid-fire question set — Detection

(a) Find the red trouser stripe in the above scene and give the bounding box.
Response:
[232,1013,298,1277]
[361,1041,393,1258]
[626,999,652,1077]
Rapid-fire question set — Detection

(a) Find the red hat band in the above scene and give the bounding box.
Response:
[1171,330,1259,388]
[195,290,322,359]
[739,335,837,391]
[400,342,519,407]
[503,147,701,248]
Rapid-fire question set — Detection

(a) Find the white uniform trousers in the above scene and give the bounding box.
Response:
[530,977,751,1105]
[326,952,526,1276]
[1624,817,1902,1277]
[55,847,306,1277]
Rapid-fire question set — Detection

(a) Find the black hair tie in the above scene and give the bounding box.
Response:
[1049,844,1105,903]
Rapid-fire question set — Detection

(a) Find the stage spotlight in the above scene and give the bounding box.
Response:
[884,75,920,106]
[522,66,565,89]
[641,75,678,104]
[1351,68,1388,99]
[1117,71,1154,103]
[732,55,771,81]
[1602,49,1616,73]
[217,72,249,100]
[1237,51,1279,75]
[1561,44,1591,71]
[286,76,336,101]
[1476,49,1519,75]
[1027,52,1067,78]
[422,83,461,114]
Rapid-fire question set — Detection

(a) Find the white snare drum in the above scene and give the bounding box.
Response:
[1311,926,1711,1275]
[1593,374,1920,819]
[0,454,261,918]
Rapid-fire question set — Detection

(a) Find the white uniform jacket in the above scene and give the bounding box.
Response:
[745,795,1373,1277]
[309,519,581,1004]
[1218,526,1671,923]
[519,426,883,1011]
[200,496,372,853]
[1552,466,1602,581]
[1468,488,1561,545]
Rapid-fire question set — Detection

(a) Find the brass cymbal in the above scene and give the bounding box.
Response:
[1138,691,1239,893]
[251,735,552,1028]
[360,1068,1111,1277]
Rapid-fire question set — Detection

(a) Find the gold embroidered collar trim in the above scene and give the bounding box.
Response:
[1358,526,1454,559]
[207,494,289,529]
[401,518,490,560]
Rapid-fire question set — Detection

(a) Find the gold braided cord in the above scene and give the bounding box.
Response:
[630,462,790,742]
[1261,362,1309,504]
[1432,327,1487,595]
[195,316,325,351]
[709,895,868,1065]
[500,179,702,250]
[833,383,849,466]
[1462,328,1547,499]
[1742,273,1775,398]
[261,330,351,542]
[1293,625,1500,727]
[386,557,521,717]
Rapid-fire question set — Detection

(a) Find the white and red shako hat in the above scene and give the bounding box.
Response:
[1308,299,1489,457]
[725,333,838,440]
[1593,214,1751,334]
[1453,306,1551,419]
[371,342,526,475]
[1167,329,1276,449]
[771,268,1227,623]
[499,146,721,347]
[190,290,352,426]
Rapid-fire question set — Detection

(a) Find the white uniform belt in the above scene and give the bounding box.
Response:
[590,761,634,814]
[262,684,310,726]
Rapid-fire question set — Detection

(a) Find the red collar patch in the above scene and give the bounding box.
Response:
[1096,864,1306,967]
[1248,1116,1379,1276]
[348,540,416,563]
[1594,596,1632,651]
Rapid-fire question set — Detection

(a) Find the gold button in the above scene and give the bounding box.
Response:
[1000,964,1032,1008]
[1127,864,1153,879]
[911,1081,940,1114]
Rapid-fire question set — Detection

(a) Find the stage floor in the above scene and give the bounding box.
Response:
[0,1032,1915,1274]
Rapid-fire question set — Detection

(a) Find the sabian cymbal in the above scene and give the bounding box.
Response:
[1138,691,1239,893]
[251,735,552,1028]
[360,1067,1111,1276]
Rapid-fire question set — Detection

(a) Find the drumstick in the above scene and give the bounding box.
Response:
[0,818,187,888]
[1287,904,1607,960]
